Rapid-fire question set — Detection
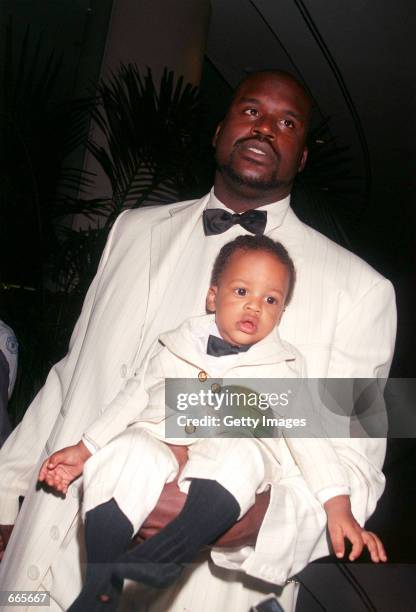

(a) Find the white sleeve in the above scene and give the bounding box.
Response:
[82,341,164,449]
[328,278,396,378]
[0,213,128,524]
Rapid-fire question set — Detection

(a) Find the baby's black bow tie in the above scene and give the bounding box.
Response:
[203,209,267,236]
[206,334,252,357]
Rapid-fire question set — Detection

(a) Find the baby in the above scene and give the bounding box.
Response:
[39,235,386,610]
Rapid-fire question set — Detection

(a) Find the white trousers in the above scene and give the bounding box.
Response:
[41,547,299,612]
[83,428,269,531]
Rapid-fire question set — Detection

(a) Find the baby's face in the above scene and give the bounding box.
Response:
[206,249,289,346]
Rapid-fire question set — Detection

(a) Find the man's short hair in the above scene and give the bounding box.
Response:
[231,69,312,120]
[210,235,296,305]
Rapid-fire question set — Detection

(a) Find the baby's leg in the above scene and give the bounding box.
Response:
[180,437,267,517]
[83,427,179,533]
[112,478,240,589]
[111,439,266,590]
[68,429,178,611]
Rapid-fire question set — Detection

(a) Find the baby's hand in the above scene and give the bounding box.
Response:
[324,495,387,563]
[38,441,92,494]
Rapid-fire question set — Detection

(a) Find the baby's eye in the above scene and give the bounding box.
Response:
[235,288,247,296]
[265,296,277,305]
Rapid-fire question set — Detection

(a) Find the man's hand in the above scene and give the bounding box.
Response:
[38,440,92,494]
[138,444,269,548]
[324,495,387,563]
[0,525,13,561]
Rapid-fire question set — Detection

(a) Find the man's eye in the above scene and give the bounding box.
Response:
[235,288,247,296]
[265,296,277,304]
[244,108,258,117]
[282,119,295,128]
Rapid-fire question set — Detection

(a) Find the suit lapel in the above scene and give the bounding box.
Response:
[141,195,210,350]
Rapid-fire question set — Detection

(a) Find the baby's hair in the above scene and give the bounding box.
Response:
[210,235,296,305]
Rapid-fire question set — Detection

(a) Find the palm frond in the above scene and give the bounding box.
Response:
[0,16,95,287]
[88,64,209,217]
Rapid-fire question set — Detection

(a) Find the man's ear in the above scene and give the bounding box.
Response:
[297,147,308,173]
[206,286,218,312]
[212,123,222,147]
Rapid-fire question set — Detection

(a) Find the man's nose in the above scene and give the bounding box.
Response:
[252,115,275,140]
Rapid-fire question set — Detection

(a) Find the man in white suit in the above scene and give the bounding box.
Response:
[0,71,396,611]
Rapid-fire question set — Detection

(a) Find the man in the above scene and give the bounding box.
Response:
[0,71,396,611]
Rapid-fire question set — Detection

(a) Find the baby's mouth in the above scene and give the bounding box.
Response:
[238,318,258,334]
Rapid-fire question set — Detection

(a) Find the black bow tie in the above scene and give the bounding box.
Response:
[203,209,267,236]
[206,334,252,357]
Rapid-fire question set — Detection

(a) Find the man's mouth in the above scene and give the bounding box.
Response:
[246,146,266,156]
[236,138,277,161]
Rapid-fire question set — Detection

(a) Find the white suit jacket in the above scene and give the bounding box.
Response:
[0,192,396,607]
[84,313,350,501]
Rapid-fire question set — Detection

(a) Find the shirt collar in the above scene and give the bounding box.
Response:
[206,188,291,233]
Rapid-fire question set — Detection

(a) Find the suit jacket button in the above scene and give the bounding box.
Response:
[27,565,40,580]
[198,370,208,382]
[211,383,221,393]
[185,424,196,434]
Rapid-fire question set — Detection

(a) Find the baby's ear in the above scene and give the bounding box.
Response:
[206,286,218,313]
[276,305,286,326]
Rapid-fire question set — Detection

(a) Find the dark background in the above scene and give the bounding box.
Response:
[0,2,415,610]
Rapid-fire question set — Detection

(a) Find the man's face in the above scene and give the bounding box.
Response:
[213,73,310,202]
[206,249,289,346]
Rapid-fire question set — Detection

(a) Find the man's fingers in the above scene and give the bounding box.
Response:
[329,525,345,558]
[362,534,379,562]
[348,529,364,561]
[362,531,387,563]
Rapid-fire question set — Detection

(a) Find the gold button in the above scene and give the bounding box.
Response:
[211,383,221,393]
[185,424,196,434]
[198,370,208,382]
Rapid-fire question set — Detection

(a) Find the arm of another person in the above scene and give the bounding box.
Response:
[0,350,12,447]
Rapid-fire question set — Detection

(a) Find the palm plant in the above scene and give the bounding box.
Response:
[1,53,212,423]
[88,64,212,228]
[292,116,362,248]
[0,16,104,289]
[0,17,105,422]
